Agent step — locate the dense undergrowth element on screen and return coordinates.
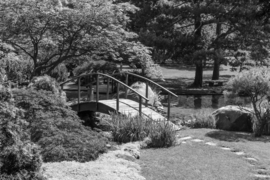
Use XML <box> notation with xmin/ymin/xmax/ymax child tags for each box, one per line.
<box><xmin>0</xmin><ymin>76</ymin><xmax>109</xmax><ymax>179</ymax></box>
<box><xmin>0</xmin><ymin>85</ymin><xmax>46</xmax><ymax>180</ymax></box>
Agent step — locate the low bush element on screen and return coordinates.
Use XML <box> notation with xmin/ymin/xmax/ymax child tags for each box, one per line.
<box><xmin>13</xmin><ymin>89</ymin><xmax>108</xmax><ymax>162</ymax></box>
<box><xmin>0</xmin><ymin>86</ymin><xmax>45</xmax><ymax>180</ymax></box>
<box><xmin>27</xmin><ymin>75</ymin><xmax>66</xmax><ymax>102</ymax></box>
<box><xmin>107</xmin><ymin>113</ymin><xmax>176</xmax><ymax>148</ymax></box>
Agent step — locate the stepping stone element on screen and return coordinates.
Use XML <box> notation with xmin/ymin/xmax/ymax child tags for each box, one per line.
<box><xmin>246</xmin><ymin>157</ymin><xmax>258</xmax><ymax>162</ymax></box>
<box><xmin>191</xmin><ymin>139</ymin><xmax>204</xmax><ymax>142</ymax></box>
<box><xmin>179</xmin><ymin>136</ymin><xmax>192</xmax><ymax>141</ymax></box>
<box><xmin>253</xmin><ymin>174</ymin><xmax>270</xmax><ymax>179</ymax></box>
<box><xmin>235</xmin><ymin>151</ymin><xmax>245</xmax><ymax>156</ymax></box>
<box><xmin>220</xmin><ymin>147</ymin><xmax>231</xmax><ymax>151</ymax></box>
<box><xmin>205</xmin><ymin>142</ymin><xmax>217</xmax><ymax>146</ymax></box>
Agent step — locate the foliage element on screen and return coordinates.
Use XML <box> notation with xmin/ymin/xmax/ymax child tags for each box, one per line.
<box><xmin>0</xmin><ymin>85</ymin><xmax>12</xmax><ymax>102</ymax></box>
<box><xmin>227</xmin><ymin>67</ymin><xmax>270</xmax><ymax>136</ymax></box>
<box><xmin>74</xmin><ymin>61</ymin><xmax>120</xmax><ymax>76</ymax></box>
<box><xmin>147</xmin><ymin>121</ymin><xmax>176</xmax><ymax>148</ymax></box>
<box><xmin>50</xmin><ymin>63</ymin><xmax>69</xmax><ymax>82</ymax></box>
<box><xmin>27</xmin><ymin>75</ymin><xmax>66</xmax><ymax>102</ymax></box>
<box><xmin>180</xmin><ymin>109</ymin><xmax>216</xmax><ymax>129</ymax></box>
<box><xmin>119</xmin><ymin>0</ymin><xmax>270</xmax><ymax>86</ymax></box>
<box><xmin>107</xmin><ymin>113</ymin><xmax>176</xmax><ymax>147</ymax></box>
<box><xmin>108</xmin><ymin>113</ymin><xmax>150</xmax><ymax>143</ymax></box>
<box><xmin>12</xmin><ymin>89</ymin><xmax>108</xmax><ymax>162</ymax></box>
<box><xmin>0</xmin><ymin>86</ymin><xmax>45</xmax><ymax>180</ymax></box>
<box><xmin>0</xmin><ymin>0</ymin><xmax>155</xmax><ymax>78</ymax></box>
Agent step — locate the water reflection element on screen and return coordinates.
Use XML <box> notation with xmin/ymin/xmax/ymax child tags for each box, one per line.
<box><xmin>161</xmin><ymin>94</ymin><xmax>251</xmax><ymax>109</ymax></box>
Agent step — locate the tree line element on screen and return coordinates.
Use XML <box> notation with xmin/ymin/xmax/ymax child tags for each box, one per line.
<box><xmin>0</xmin><ymin>0</ymin><xmax>270</xmax><ymax>87</ymax></box>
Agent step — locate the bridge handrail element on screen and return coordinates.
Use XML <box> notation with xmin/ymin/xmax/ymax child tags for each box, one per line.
<box><xmin>60</xmin><ymin>72</ymin><xmax>149</xmax><ymax>116</ymax></box>
<box><xmin>116</xmin><ymin>71</ymin><xmax>178</xmax><ymax>120</ymax></box>
<box><xmin>60</xmin><ymin>73</ymin><xmax>149</xmax><ymax>101</ymax></box>
<box><xmin>124</xmin><ymin>72</ymin><xmax>178</xmax><ymax>98</ymax></box>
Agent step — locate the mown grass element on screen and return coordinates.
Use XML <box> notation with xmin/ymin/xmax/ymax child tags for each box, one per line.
<box><xmin>140</xmin><ymin>128</ymin><xmax>270</xmax><ymax>180</ymax></box>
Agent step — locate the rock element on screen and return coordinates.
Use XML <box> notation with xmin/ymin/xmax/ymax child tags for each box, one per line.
<box><xmin>212</xmin><ymin>105</ymin><xmax>253</xmax><ymax>132</ymax></box>
<box><xmin>121</xmin><ymin>142</ymin><xmax>140</xmax><ymax>159</ymax></box>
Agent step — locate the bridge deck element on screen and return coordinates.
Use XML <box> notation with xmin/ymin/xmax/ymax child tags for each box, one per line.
<box><xmin>100</xmin><ymin>99</ymin><xmax>165</xmax><ymax>120</ymax></box>
<box><xmin>70</xmin><ymin>99</ymin><xmax>166</xmax><ymax>121</ymax></box>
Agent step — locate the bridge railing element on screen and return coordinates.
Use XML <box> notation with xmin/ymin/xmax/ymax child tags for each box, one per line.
<box><xmin>60</xmin><ymin>73</ymin><xmax>149</xmax><ymax>116</ymax></box>
<box><xmin>120</xmin><ymin>72</ymin><xmax>178</xmax><ymax>120</ymax></box>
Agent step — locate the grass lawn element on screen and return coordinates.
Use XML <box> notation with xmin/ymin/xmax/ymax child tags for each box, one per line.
<box><xmin>140</xmin><ymin>129</ymin><xmax>270</xmax><ymax>180</ymax></box>
<box><xmin>160</xmin><ymin>65</ymin><xmax>238</xmax><ymax>79</ymax></box>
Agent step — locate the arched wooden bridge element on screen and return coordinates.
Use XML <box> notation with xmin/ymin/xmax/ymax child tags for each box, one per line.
<box><xmin>60</xmin><ymin>72</ymin><xmax>178</xmax><ymax>121</ymax></box>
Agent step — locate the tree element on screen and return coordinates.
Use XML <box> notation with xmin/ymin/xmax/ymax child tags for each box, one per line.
<box><xmin>0</xmin><ymin>0</ymin><xmax>158</xmax><ymax>79</ymax></box>
<box><xmin>119</xmin><ymin>0</ymin><xmax>270</xmax><ymax>87</ymax></box>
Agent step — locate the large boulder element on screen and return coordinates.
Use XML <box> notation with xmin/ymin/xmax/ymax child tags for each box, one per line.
<box><xmin>212</xmin><ymin>105</ymin><xmax>253</xmax><ymax>132</ymax></box>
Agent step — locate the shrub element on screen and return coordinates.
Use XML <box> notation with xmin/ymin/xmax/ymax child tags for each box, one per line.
<box><xmin>147</xmin><ymin>121</ymin><xmax>176</xmax><ymax>148</ymax></box>
<box><xmin>227</xmin><ymin>67</ymin><xmax>270</xmax><ymax>137</ymax></box>
<box><xmin>0</xmin><ymin>86</ymin><xmax>45</xmax><ymax>180</ymax></box>
<box><xmin>107</xmin><ymin>113</ymin><xmax>176</xmax><ymax>147</ymax></box>
<box><xmin>27</xmin><ymin>75</ymin><xmax>66</xmax><ymax>102</ymax></box>
<box><xmin>50</xmin><ymin>63</ymin><xmax>69</xmax><ymax>82</ymax></box>
<box><xmin>13</xmin><ymin>89</ymin><xmax>108</xmax><ymax>162</ymax></box>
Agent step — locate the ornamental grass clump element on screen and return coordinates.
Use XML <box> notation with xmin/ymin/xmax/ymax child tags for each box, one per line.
<box><xmin>0</xmin><ymin>85</ymin><xmax>46</xmax><ymax>180</ymax></box>
<box><xmin>147</xmin><ymin>120</ymin><xmax>177</xmax><ymax>148</ymax></box>
<box><xmin>108</xmin><ymin>113</ymin><xmax>151</xmax><ymax>143</ymax></box>
<box><xmin>108</xmin><ymin>113</ymin><xmax>176</xmax><ymax>148</ymax></box>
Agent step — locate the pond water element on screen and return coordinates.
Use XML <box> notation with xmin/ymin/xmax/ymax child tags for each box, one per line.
<box><xmin>161</xmin><ymin>94</ymin><xmax>251</xmax><ymax>109</ymax></box>
<box><xmin>65</xmin><ymin>90</ymin><xmax>251</xmax><ymax>110</ymax></box>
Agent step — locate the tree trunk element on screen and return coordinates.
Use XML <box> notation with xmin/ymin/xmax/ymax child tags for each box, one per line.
<box><xmin>192</xmin><ymin>60</ymin><xmax>203</xmax><ymax>87</ymax></box>
<box><xmin>191</xmin><ymin>5</ymin><xmax>203</xmax><ymax>88</ymax></box>
<box><xmin>212</xmin><ymin>57</ymin><xmax>220</xmax><ymax>80</ymax></box>
<box><xmin>212</xmin><ymin>21</ymin><xmax>222</xmax><ymax>80</ymax></box>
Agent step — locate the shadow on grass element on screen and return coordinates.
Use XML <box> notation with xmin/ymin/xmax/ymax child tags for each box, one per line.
<box><xmin>206</xmin><ymin>130</ymin><xmax>270</xmax><ymax>143</ymax></box>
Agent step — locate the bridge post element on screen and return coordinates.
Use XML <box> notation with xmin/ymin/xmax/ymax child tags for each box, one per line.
<box><xmin>96</xmin><ymin>74</ymin><xmax>99</xmax><ymax>111</ymax></box>
<box><xmin>167</xmin><ymin>94</ymin><xmax>171</xmax><ymax>120</ymax></box>
<box><xmin>106</xmin><ymin>77</ymin><xmax>110</xmax><ymax>99</ymax></box>
<box><xmin>117</xmin><ymin>83</ymin><xmax>119</xmax><ymax>112</ymax></box>
<box><xmin>78</xmin><ymin>77</ymin><xmax>81</xmax><ymax>112</ymax></box>
<box><xmin>125</xmin><ymin>74</ymin><xmax>128</xmax><ymax>98</ymax></box>
<box><xmin>139</xmin><ymin>96</ymin><xmax>142</xmax><ymax>117</ymax></box>
<box><xmin>145</xmin><ymin>82</ymin><xmax>149</xmax><ymax>107</ymax></box>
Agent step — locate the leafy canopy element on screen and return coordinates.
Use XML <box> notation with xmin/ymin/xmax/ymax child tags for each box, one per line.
<box><xmin>0</xmin><ymin>0</ymin><xmax>157</xmax><ymax>78</ymax></box>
